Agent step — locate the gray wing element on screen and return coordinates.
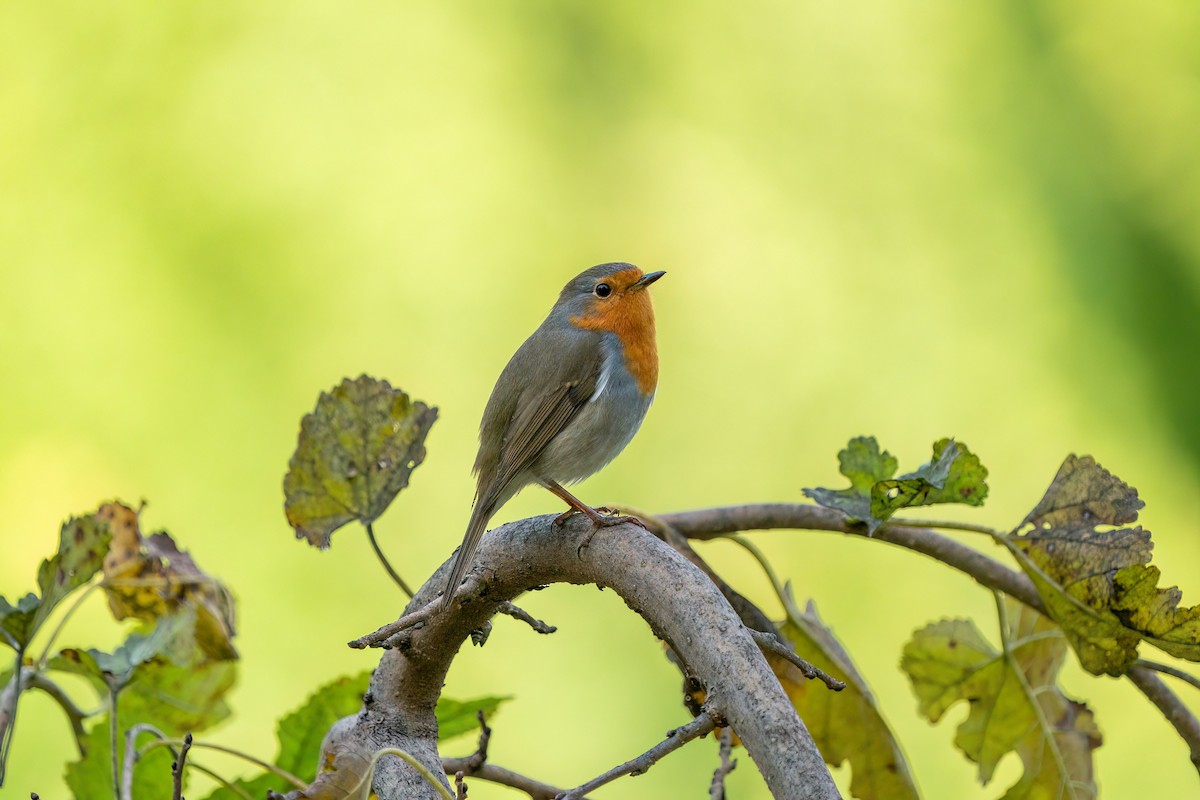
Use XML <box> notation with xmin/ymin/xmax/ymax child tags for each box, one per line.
<box><xmin>474</xmin><ymin>327</ymin><xmax>602</xmax><ymax>508</ymax></box>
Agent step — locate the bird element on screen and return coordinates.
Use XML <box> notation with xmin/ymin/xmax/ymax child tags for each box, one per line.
<box><xmin>441</xmin><ymin>262</ymin><xmax>665</xmax><ymax>607</ymax></box>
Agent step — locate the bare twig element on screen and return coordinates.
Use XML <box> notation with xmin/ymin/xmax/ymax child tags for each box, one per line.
<box><xmin>557</xmin><ymin>709</ymin><xmax>719</xmax><ymax>799</ymax></box>
<box><xmin>469</xmin><ymin>712</ymin><xmax>490</xmax><ymax>769</ymax></box>
<box><xmin>454</xmin><ymin>771</ymin><xmax>467</xmax><ymax>799</ymax></box>
<box><xmin>709</xmin><ymin>728</ymin><xmax>737</xmax><ymax>800</ymax></box>
<box><xmin>367</xmin><ymin>522</ymin><xmax>415</xmax><ymax>598</ymax></box>
<box><xmin>747</xmin><ymin>629</ymin><xmax>845</xmax><ymax>691</ymax></box>
<box><xmin>497</xmin><ymin>602</ymin><xmax>557</xmax><ymax>634</ymax></box>
<box><xmin>123</xmin><ymin>723</ymin><xmax>171</xmax><ymax>800</ymax></box>
<box><xmin>441</xmin><ymin>713</ymin><xmax>572</xmax><ymax>798</ymax></box>
<box><xmin>440</xmin><ymin>763</ymin><xmax>570</xmax><ymax>799</ymax></box>
<box><xmin>349</xmin><ymin>600</ymin><xmax>436</xmax><ymax>649</ymax></box>
<box><xmin>172</xmin><ymin>733</ymin><xmax>192</xmax><ymax>800</ymax></box>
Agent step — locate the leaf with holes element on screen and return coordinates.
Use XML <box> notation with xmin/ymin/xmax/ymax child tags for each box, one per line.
<box><xmin>779</xmin><ymin>598</ymin><xmax>918</xmax><ymax>800</ymax></box>
<box><xmin>1001</xmin><ymin>455</ymin><xmax>1198</xmax><ymax>674</ymax></box>
<box><xmin>870</xmin><ymin>439</ymin><xmax>988</xmax><ymax>521</ymax></box>
<box><xmin>284</xmin><ymin>375</ymin><xmax>438</xmax><ymax>548</ymax></box>
<box><xmin>803</xmin><ymin>437</ymin><xmax>898</xmax><ymax>530</ymax></box>
<box><xmin>901</xmin><ymin>602</ymin><xmax>1101</xmax><ymax>798</ymax></box>
<box><xmin>805</xmin><ymin>437</ymin><xmax>987</xmax><ymax>534</ymax></box>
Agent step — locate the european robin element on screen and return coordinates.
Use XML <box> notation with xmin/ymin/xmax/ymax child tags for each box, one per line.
<box><xmin>442</xmin><ymin>262</ymin><xmax>665</xmax><ymax>606</ymax></box>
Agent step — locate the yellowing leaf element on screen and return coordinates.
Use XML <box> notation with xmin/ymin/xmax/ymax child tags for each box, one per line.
<box><xmin>284</xmin><ymin>375</ymin><xmax>437</xmax><ymax>548</ymax></box>
<box><xmin>779</xmin><ymin>600</ymin><xmax>918</xmax><ymax>800</ymax></box>
<box><xmin>1003</xmin><ymin>455</ymin><xmax>1199</xmax><ymax>675</ymax></box>
<box><xmin>901</xmin><ymin>602</ymin><xmax>1101</xmax><ymax>798</ymax></box>
<box><xmin>99</xmin><ymin>501</ymin><xmax>237</xmax><ymax>662</ymax></box>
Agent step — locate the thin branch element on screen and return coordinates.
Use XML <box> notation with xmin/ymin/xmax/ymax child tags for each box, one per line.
<box><xmin>438</xmin><ymin>763</ymin><xmax>570</xmax><ymax>799</ymax></box>
<box><xmin>1127</xmin><ymin>666</ymin><xmax>1200</xmax><ymax>770</ymax></box>
<box><xmin>34</xmin><ymin>580</ymin><xmax>102</xmax><ymax>670</ymax></box>
<box><xmin>557</xmin><ymin>709</ymin><xmax>719</xmax><ymax>799</ymax></box>
<box><xmin>454</xmin><ymin>771</ymin><xmax>467</xmax><ymax>799</ymax></box>
<box><xmin>109</xmin><ymin>689</ymin><xmax>120</xmax><ymax>800</ymax></box>
<box><xmin>1134</xmin><ymin>659</ymin><xmax>1200</xmax><ymax>693</ymax></box>
<box><xmin>25</xmin><ymin>673</ymin><xmax>88</xmax><ymax>752</ymax></box>
<box><xmin>747</xmin><ymin>629</ymin><xmax>844</xmax><ymax>691</ymax></box>
<box><xmin>366</xmin><ymin>522</ymin><xmax>415</xmax><ymax>598</ymax></box>
<box><xmin>468</xmin><ymin>712</ymin><xmax>490</xmax><ymax>770</ymax></box>
<box><xmin>440</xmin><ymin>712</ymin><xmax>574</xmax><ymax>799</ymax></box>
<box><xmin>123</xmin><ymin>723</ymin><xmax>171</xmax><ymax>800</ymax></box>
<box><xmin>709</xmin><ymin>728</ymin><xmax>736</xmax><ymax>800</ymax></box>
<box><xmin>497</xmin><ymin>602</ymin><xmax>557</xmax><ymax>634</ymax></box>
<box><xmin>349</xmin><ymin>600</ymin><xmax>436</xmax><ymax>649</ymax></box>
<box><xmin>172</xmin><ymin>733</ymin><xmax>192</xmax><ymax>800</ymax></box>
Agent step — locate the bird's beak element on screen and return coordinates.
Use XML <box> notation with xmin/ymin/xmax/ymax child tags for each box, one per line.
<box><xmin>631</xmin><ymin>270</ymin><xmax>666</xmax><ymax>291</ymax></box>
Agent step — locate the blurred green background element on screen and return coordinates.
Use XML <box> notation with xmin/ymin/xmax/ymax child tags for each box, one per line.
<box><xmin>2</xmin><ymin>1</ymin><xmax>1199</xmax><ymax>797</ymax></box>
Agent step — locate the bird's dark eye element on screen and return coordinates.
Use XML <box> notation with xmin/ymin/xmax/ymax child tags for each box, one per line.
<box><xmin>594</xmin><ymin>283</ymin><xmax>612</xmax><ymax>298</ymax></box>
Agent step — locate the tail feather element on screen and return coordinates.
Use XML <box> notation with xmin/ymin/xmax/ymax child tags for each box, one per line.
<box><xmin>441</xmin><ymin>501</ymin><xmax>494</xmax><ymax>607</ymax></box>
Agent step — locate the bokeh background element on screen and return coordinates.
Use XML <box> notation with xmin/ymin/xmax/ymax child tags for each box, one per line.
<box><xmin>2</xmin><ymin>1</ymin><xmax>1199</xmax><ymax>797</ymax></box>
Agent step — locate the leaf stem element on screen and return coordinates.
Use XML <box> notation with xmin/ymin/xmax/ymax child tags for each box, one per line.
<box><xmin>365</xmin><ymin>523</ymin><xmax>414</xmax><ymax>598</ymax></box>
<box><xmin>362</xmin><ymin>748</ymin><xmax>454</xmax><ymax>800</ymax></box>
<box><xmin>35</xmin><ymin>579</ymin><xmax>102</xmax><ymax>670</ymax></box>
<box><xmin>992</xmin><ymin>592</ymin><xmax>1075</xmax><ymax>790</ymax></box>
<box><xmin>722</xmin><ymin>535</ymin><xmax>796</xmax><ymax>619</ymax></box>
<box><xmin>1134</xmin><ymin>659</ymin><xmax>1200</xmax><ymax>693</ymax></box>
<box><xmin>109</xmin><ymin>689</ymin><xmax>120</xmax><ymax>800</ymax></box>
<box><xmin>140</xmin><ymin>739</ymin><xmax>306</xmax><ymax>790</ymax></box>
<box><xmin>888</xmin><ymin>518</ymin><xmax>1003</xmax><ymax>537</ymax></box>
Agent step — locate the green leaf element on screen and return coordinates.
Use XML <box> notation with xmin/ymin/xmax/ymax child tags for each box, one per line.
<box><xmin>802</xmin><ymin>437</ymin><xmax>898</xmax><ymax>528</ymax></box>
<box><xmin>65</xmin><ymin>716</ymin><xmax>176</xmax><ymax>800</ymax></box>
<box><xmin>1002</xmin><ymin>454</ymin><xmax>1198</xmax><ymax>674</ymax></box>
<box><xmin>804</xmin><ymin>437</ymin><xmax>987</xmax><ymax>534</ymax></box>
<box><xmin>0</xmin><ymin>513</ymin><xmax>113</xmax><ymax>653</ymax></box>
<box><xmin>120</xmin><ymin>660</ymin><xmax>237</xmax><ymax>734</ymax></box>
<box><xmin>277</xmin><ymin>671</ymin><xmax>371</xmax><ymax>778</ymax></box>
<box><xmin>284</xmin><ymin>375</ymin><xmax>438</xmax><ymax>548</ymax></box>
<box><xmin>436</xmin><ymin>695</ymin><xmax>510</xmax><ymax>741</ymax></box>
<box><xmin>0</xmin><ymin>594</ymin><xmax>40</xmax><ymax>652</ymax></box>
<box><xmin>901</xmin><ymin>602</ymin><xmax>1101</xmax><ymax>797</ymax></box>
<box><xmin>49</xmin><ymin>612</ymin><xmax>195</xmax><ymax>692</ymax></box>
<box><xmin>779</xmin><ymin>598</ymin><xmax>918</xmax><ymax>800</ymax></box>
<box><xmin>36</xmin><ymin>514</ymin><xmax>113</xmax><ymax>631</ymax></box>
<box><xmin>871</xmin><ymin>439</ymin><xmax>989</xmax><ymax>520</ymax></box>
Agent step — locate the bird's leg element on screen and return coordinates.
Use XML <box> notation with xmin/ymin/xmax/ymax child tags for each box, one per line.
<box><xmin>542</xmin><ymin>480</ymin><xmax>647</xmax><ymax>555</ymax></box>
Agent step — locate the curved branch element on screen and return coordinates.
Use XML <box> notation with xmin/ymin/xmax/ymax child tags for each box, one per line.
<box><xmin>660</xmin><ymin>502</ymin><xmax>1200</xmax><ymax>774</ymax></box>
<box><xmin>325</xmin><ymin>513</ymin><xmax>840</xmax><ymax>800</ymax></box>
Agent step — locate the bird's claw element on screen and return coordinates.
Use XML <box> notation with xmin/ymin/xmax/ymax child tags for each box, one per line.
<box><xmin>575</xmin><ymin>512</ymin><xmax>646</xmax><ymax>558</ymax></box>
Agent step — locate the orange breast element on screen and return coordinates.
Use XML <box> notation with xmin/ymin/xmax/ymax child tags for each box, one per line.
<box><xmin>570</xmin><ymin>268</ymin><xmax>659</xmax><ymax>395</ymax></box>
